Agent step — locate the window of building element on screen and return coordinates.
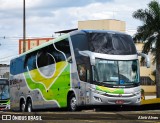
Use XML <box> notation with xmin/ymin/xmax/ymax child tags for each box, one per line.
<box><xmin>140</xmin><ymin>76</ymin><xmax>155</xmax><ymax>85</ymax></box>
<box><xmin>140</xmin><ymin>61</ymin><xmax>146</xmax><ymax>66</ymax></box>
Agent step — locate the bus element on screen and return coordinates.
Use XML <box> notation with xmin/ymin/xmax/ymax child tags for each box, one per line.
<box><xmin>0</xmin><ymin>78</ymin><xmax>10</xmax><ymax>110</ymax></box>
<box><xmin>10</xmin><ymin>30</ymin><xmax>150</xmax><ymax>112</ymax></box>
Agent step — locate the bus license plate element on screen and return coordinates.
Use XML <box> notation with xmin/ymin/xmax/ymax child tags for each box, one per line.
<box><xmin>115</xmin><ymin>100</ymin><xmax>124</xmax><ymax>104</ymax></box>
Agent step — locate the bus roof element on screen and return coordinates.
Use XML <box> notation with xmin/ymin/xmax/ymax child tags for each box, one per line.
<box><xmin>11</xmin><ymin>30</ymin><xmax>129</xmax><ymax>61</ymax></box>
<box><xmin>12</xmin><ymin>33</ymin><xmax>69</xmax><ymax>60</ymax></box>
<box><xmin>0</xmin><ymin>78</ymin><xmax>8</xmax><ymax>80</ymax></box>
<box><xmin>70</xmin><ymin>29</ymin><xmax>128</xmax><ymax>36</ymax></box>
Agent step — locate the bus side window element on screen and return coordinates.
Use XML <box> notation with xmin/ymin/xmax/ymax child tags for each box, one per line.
<box><xmin>54</xmin><ymin>38</ymin><xmax>72</xmax><ymax>62</ymax></box>
<box><xmin>11</xmin><ymin>61</ymin><xmax>16</xmax><ymax>75</ymax></box>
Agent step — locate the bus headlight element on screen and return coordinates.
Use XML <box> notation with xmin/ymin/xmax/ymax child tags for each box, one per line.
<box><xmin>94</xmin><ymin>96</ymin><xmax>102</xmax><ymax>102</ymax></box>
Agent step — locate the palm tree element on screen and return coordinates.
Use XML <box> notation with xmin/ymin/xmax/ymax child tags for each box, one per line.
<box><xmin>132</xmin><ymin>0</ymin><xmax>160</xmax><ymax>97</ymax></box>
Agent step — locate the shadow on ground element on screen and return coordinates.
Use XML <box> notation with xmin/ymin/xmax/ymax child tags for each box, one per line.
<box><xmin>93</xmin><ymin>104</ymin><xmax>160</xmax><ymax>112</ymax></box>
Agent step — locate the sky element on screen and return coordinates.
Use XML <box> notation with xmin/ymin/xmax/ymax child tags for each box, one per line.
<box><xmin>0</xmin><ymin>0</ymin><xmax>154</xmax><ymax>64</ymax></box>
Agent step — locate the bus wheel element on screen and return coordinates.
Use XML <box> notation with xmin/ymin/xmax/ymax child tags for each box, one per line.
<box><xmin>26</xmin><ymin>99</ymin><xmax>32</xmax><ymax>112</ymax></box>
<box><xmin>68</xmin><ymin>93</ymin><xmax>78</xmax><ymax>111</ymax></box>
<box><xmin>20</xmin><ymin>101</ymin><xmax>26</xmax><ymax>112</ymax></box>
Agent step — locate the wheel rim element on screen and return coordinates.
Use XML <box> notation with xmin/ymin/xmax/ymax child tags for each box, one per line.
<box><xmin>70</xmin><ymin>97</ymin><xmax>76</xmax><ymax>111</ymax></box>
<box><xmin>21</xmin><ymin>103</ymin><xmax>25</xmax><ymax>112</ymax></box>
<box><xmin>27</xmin><ymin>103</ymin><xmax>32</xmax><ymax>112</ymax></box>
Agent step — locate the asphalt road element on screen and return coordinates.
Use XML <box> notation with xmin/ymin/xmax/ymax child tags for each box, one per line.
<box><xmin>0</xmin><ymin>108</ymin><xmax>160</xmax><ymax>123</ymax></box>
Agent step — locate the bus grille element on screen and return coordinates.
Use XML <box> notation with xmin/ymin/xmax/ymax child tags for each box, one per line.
<box><xmin>0</xmin><ymin>100</ymin><xmax>8</xmax><ymax>103</ymax></box>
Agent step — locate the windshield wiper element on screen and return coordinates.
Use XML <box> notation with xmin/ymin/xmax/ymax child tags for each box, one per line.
<box><xmin>101</xmin><ymin>81</ymin><xmax>117</xmax><ymax>82</ymax></box>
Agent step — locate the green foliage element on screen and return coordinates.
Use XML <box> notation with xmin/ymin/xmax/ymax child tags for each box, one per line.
<box><xmin>133</xmin><ymin>0</ymin><xmax>160</xmax><ymax>97</ymax></box>
<box><xmin>141</xmin><ymin>88</ymin><xmax>144</xmax><ymax>94</ymax></box>
<box><xmin>133</xmin><ymin>0</ymin><xmax>160</xmax><ymax>62</ymax></box>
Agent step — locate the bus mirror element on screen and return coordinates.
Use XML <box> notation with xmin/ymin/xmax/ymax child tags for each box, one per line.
<box><xmin>138</xmin><ymin>53</ymin><xmax>150</xmax><ymax>68</ymax></box>
<box><xmin>90</xmin><ymin>54</ymin><xmax>95</xmax><ymax>66</ymax></box>
<box><xmin>78</xmin><ymin>51</ymin><xmax>95</xmax><ymax>66</ymax></box>
<box><xmin>67</xmin><ymin>56</ymin><xmax>72</xmax><ymax>63</ymax></box>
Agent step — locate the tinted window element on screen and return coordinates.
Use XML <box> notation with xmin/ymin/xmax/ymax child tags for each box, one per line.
<box><xmin>10</xmin><ymin>56</ymin><xmax>25</xmax><ymax>75</ymax></box>
<box><xmin>54</xmin><ymin>38</ymin><xmax>71</xmax><ymax>61</ymax></box>
<box><xmin>0</xmin><ymin>79</ymin><xmax>9</xmax><ymax>85</ymax></box>
<box><xmin>89</xmin><ymin>33</ymin><xmax>137</xmax><ymax>55</ymax></box>
<box><xmin>24</xmin><ymin>52</ymin><xmax>36</xmax><ymax>70</ymax></box>
<box><xmin>37</xmin><ymin>51</ymin><xmax>55</xmax><ymax>68</ymax></box>
<box><xmin>11</xmin><ymin>38</ymin><xmax>71</xmax><ymax>75</ymax></box>
<box><xmin>71</xmin><ymin>34</ymin><xmax>88</xmax><ymax>57</ymax></box>
<box><xmin>89</xmin><ymin>33</ymin><xmax>113</xmax><ymax>53</ymax></box>
<box><xmin>26</xmin><ymin>39</ymin><xmax>71</xmax><ymax>69</ymax></box>
<box><xmin>71</xmin><ymin>34</ymin><xmax>91</xmax><ymax>82</ymax></box>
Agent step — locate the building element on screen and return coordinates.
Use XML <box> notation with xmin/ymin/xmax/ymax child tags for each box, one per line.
<box><xmin>19</xmin><ymin>38</ymin><xmax>54</xmax><ymax>54</ymax></box>
<box><xmin>0</xmin><ymin>64</ymin><xmax>9</xmax><ymax>79</ymax></box>
<box><xmin>135</xmin><ymin>42</ymin><xmax>156</xmax><ymax>98</ymax></box>
<box><xmin>78</xmin><ymin>19</ymin><xmax>126</xmax><ymax>32</ymax></box>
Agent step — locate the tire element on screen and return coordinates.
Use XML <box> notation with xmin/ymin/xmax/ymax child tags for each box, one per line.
<box><xmin>68</xmin><ymin>93</ymin><xmax>78</xmax><ymax>111</ymax></box>
<box><xmin>20</xmin><ymin>101</ymin><xmax>26</xmax><ymax>112</ymax></box>
<box><xmin>94</xmin><ymin>108</ymin><xmax>101</xmax><ymax>112</ymax></box>
<box><xmin>26</xmin><ymin>99</ymin><xmax>32</xmax><ymax>112</ymax></box>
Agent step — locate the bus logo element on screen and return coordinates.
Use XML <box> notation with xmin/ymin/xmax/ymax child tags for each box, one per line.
<box><xmin>2</xmin><ymin>115</ymin><xmax>11</xmax><ymax>120</ymax></box>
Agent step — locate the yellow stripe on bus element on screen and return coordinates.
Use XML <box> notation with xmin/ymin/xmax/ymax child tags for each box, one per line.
<box><xmin>29</xmin><ymin>61</ymin><xmax>67</xmax><ymax>89</ymax></box>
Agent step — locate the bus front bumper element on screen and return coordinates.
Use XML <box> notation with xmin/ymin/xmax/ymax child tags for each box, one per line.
<box><xmin>91</xmin><ymin>92</ymin><xmax>141</xmax><ymax>106</ymax></box>
<box><xmin>0</xmin><ymin>104</ymin><xmax>10</xmax><ymax>110</ymax></box>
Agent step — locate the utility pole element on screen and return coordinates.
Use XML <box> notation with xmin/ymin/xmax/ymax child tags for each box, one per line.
<box><xmin>23</xmin><ymin>0</ymin><xmax>26</xmax><ymax>53</ymax></box>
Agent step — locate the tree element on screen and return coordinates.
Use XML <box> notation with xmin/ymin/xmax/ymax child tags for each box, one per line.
<box><xmin>132</xmin><ymin>0</ymin><xmax>160</xmax><ymax>97</ymax></box>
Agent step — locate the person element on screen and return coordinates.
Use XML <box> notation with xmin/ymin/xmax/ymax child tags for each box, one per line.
<box><xmin>131</xmin><ymin>61</ymin><xmax>138</xmax><ymax>81</ymax></box>
<box><xmin>78</xmin><ymin>65</ymin><xmax>86</xmax><ymax>81</ymax></box>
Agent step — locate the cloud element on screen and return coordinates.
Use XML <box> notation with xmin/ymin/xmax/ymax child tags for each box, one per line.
<box><xmin>0</xmin><ymin>0</ymin><xmax>113</xmax><ymax>11</ymax></box>
<box><xmin>0</xmin><ymin>0</ymin><xmax>154</xmax><ymax>63</ymax></box>
<box><xmin>0</xmin><ymin>0</ymin><xmax>41</xmax><ymax>10</ymax></box>
<box><xmin>0</xmin><ymin>0</ymin><xmax>152</xmax><ymax>37</ymax></box>
<box><xmin>31</xmin><ymin>0</ymin><xmax>113</xmax><ymax>9</ymax></box>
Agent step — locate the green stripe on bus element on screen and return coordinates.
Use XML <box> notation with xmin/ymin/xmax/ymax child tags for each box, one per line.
<box><xmin>96</xmin><ymin>86</ymin><xmax>124</xmax><ymax>94</ymax></box>
<box><xmin>24</xmin><ymin>64</ymin><xmax>71</xmax><ymax>107</ymax></box>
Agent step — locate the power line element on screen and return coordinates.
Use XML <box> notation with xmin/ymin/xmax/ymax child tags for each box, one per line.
<box><xmin>0</xmin><ymin>35</ymin><xmax>54</xmax><ymax>40</ymax></box>
<box><xmin>0</xmin><ymin>68</ymin><xmax>10</xmax><ymax>70</ymax></box>
<box><xmin>0</xmin><ymin>59</ymin><xmax>16</xmax><ymax>63</ymax></box>
<box><xmin>0</xmin><ymin>44</ymin><xmax>18</xmax><ymax>47</ymax></box>
<box><xmin>0</xmin><ymin>58</ymin><xmax>17</xmax><ymax>63</ymax></box>
<box><xmin>0</xmin><ymin>36</ymin><xmax>22</xmax><ymax>39</ymax></box>
<box><xmin>0</xmin><ymin>54</ymin><xmax>18</xmax><ymax>60</ymax></box>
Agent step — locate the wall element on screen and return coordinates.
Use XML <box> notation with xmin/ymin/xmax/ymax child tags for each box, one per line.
<box><xmin>135</xmin><ymin>43</ymin><xmax>155</xmax><ymax>81</ymax></box>
<box><xmin>78</xmin><ymin>19</ymin><xmax>126</xmax><ymax>32</ymax></box>
<box><xmin>135</xmin><ymin>43</ymin><xmax>156</xmax><ymax>94</ymax></box>
<box><xmin>19</xmin><ymin>38</ymin><xmax>54</xmax><ymax>54</ymax></box>
<box><xmin>0</xmin><ymin>64</ymin><xmax>9</xmax><ymax>79</ymax></box>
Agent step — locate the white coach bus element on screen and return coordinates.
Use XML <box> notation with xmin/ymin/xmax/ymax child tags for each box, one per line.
<box><xmin>10</xmin><ymin>30</ymin><xmax>150</xmax><ymax>112</ymax></box>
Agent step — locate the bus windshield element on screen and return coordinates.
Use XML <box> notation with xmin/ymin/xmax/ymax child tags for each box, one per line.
<box><xmin>0</xmin><ymin>79</ymin><xmax>9</xmax><ymax>100</ymax></box>
<box><xmin>0</xmin><ymin>85</ymin><xmax>9</xmax><ymax>100</ymax></box>
<box><xmin>93</xmin><ymin>59</ymin><xmax>139</xmax><ymax>85</ymax></box>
